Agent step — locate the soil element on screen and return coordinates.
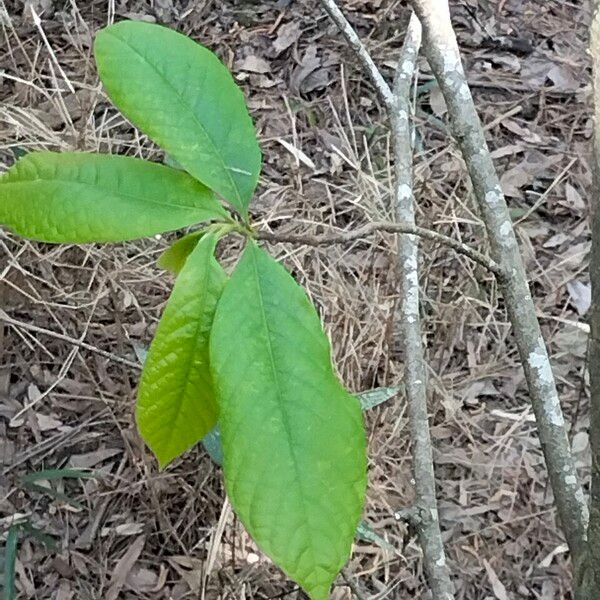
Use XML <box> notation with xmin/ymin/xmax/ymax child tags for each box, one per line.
<box><xmin>0</xmin><ymin>0</ymin><xmax>593</xmax><ymax>598</ymax></box>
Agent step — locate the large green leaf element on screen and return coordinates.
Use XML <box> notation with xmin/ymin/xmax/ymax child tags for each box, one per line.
<box><xmin>210</xmin><ymin>241</ymin><xmax>367</xmax><ymax>600</ymax></box>
<box><xmin>3</xmin><ymin>525</ymin><xmax>18</xmax><ymax>600</ymax></box>
<box><xmin>201</xmin><ymin>387</ymin><xmax>401</xmax><ymax>468</ymax></box>
<box><xmin>137</xmin><ymin>232</ymin><xmax>227</xmax><ymax>468</ymax></box>
<box><xmin>94</xmin><ymin>21</ymin><xmax>261</xmax><ymax>216</ymax></box>
<box><xmin>0</xmin><ymin>152</ymin><xmax>227</xmax><ymax>243</ymax></box>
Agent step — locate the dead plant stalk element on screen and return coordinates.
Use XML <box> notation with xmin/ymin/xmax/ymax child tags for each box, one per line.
<box><xmin>409</xmin><ymin>0</ymin><xmax>588</xmax><ymax>562</ymax></box>
<box><xmin>257</xmin><ymin>221</ymin><xmax>501</xmax><ymax>276</ymax></box>
<box><xmin>391</xmin><ymin>13</ymin><xmax>454</xmax><ymax>600</ymax></box>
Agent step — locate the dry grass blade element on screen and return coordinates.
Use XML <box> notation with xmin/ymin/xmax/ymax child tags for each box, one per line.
<box><xmin>391</xmin><ymin>12</ymin><xmax>454</xmax><ymax>600</ymax></box>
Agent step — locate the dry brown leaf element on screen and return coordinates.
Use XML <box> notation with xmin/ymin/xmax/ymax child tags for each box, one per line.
<box><xmin>290</xmin><ymin>45</ymin><xmax>329</xmax><ymax>94</ymax></box>
<box><xmin>106</xmin><ymin>535</ymin><xmax>146</xmax><ymax>600</ymax></box>
<box><xmin>501</xmin><ymin>119</ymin><xmax>543</xmax><ymax>144</ymax></box>
<box><xmin>541</xmin><ymin>579</ymin><xmax>557</xmax><ymax>600</ymax></box>
<box><xmin>69</xmin><ymin>448</ymin><xmax>122</xmax><ymax>468</ymax></box>
<box><xmin>55</xmin><ymin>581</ymin><xmax>73</xmax><ymax>600</ymax></box>
<box><xmin>101</xmin><ymin>522</ymin><xmax>145</xmax><ymax>537</ymax></box>
<box><xmin>483</xmin><ymin>558</ymin><xmax>509</xmax><ymax>600</ymax></box>
<box><xmin>236</xmin><ymin>55</ymin><xmax>271</xmax><ymax>74</ymax></box>
<box><xmin>168</xmin><ymin>556</ymin><xmax>203</xmax><ymax>593</ymax></box>
<box><xmin>566</xmin><ymin>279</ymin><xmax>591</xmax><ymax>315</ymax></box>
<box><xmin>331</xmin><ymin>586</ymin><xmax>352</xmax><ymax>599</ymax></box>
<box><xmin>22</xmin><ymin>0</ymin><xmax>54</xmax><ymax>21</ymax></box>
<box><xmin>538</xmin><ymin>543</ymin><xmax>568</xmax><ymax>568</ymax></box>
<box><xmin>273</xmin><ymin>21</ymin><xmax>302</xmax><ymax>55</ymax></box>
<box><xmin>572</xmin><ymin>431</ymin><xmax>589</xmax><ymax>454</ymax></box>
<box><xmin>429</xmin><ymin>87</ymin><xmax>447</xmax><ymax>116</ymax></box>
<box><xmin>490</xmin><ymin>143</ymin><xmax>525</xmax><ymax>159</ymax></box>
<box><xmin>543</xmin><ymin>232</ymin><xmax>570</xmax><ymax>248</ymax></box>
<box><xmin>564</xmin><ymin>182</ymin><xmax>586</xmax><ymax>210</ymax></box>
<box><xmin>15</xmin><ymin>558</ymin><xmax>35</xmax><ymax>597</ymax></box>
<box><xmin>125</xmin><ymin>566</ymin><xmax>159</xmax><ymax>593</ymax></box>
<box><xmin>0</xmin><ymin>438</ymin><xmax>15</xmax><ymax>465</ymax></box>
<box><xmin>500</xmin><ymin>164</ymin><xmax>533</xmax><ymax>197</ymax></box>
<box><xmin>547</xmin><ymin>64</ymin><xmax>580</xmax><ymax>91</ymax></box>
<box><xmin>277</xmin><ymin>138</ymin><xmax>316</xmax><ymax>170</ymax></box>
<box><xmin>35</xmin><ymin>413</ymin><xmax>63</xmax><ymax>431</ymax></box>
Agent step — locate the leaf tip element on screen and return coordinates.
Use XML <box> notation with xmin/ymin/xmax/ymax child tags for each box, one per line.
<box><xmin>156</xmin><ymin>456</ymin><xmax>171</xmax><ymax>471</ymax></box>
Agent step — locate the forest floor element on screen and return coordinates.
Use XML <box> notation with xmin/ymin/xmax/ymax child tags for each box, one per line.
<box><xmin>0</xmin><ymin>0</ymin><xmax>594</xmax><ymax>598</ymax></box>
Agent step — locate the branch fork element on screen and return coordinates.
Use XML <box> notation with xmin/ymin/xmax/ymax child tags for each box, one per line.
<box><xmin>321</xmin><ymin>0</ymin><xmax>590</xmax><ymax>596</ymax></box>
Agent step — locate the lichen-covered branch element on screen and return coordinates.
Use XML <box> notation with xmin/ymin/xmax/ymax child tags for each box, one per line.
<box><xmin>257</xmin><ymin>221</ymin><xmax>501</xmax><ymax>275</ymax></box>
<box><xmin>392</xmin><ymin>13</ymin><xmax>454</xmax><ymax>600</ymax></box>
<box><xmin>319</xmin><ymin>0</ymin><xmax>394</xmax><ymax>110</ymax></box>
<box><xmin>409</xmin><ymin>0</ymin><xmax>588</xmax><ymax>560</ymax></box>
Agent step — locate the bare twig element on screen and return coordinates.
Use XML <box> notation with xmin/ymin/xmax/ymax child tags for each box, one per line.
<box><xmin>409</xmin><ymin>0</ymin><xmax>588</xmax><ymax>560</ymax></box>
<box><xmin>391</xmin><ymin>13</ymin><xmax>454</xmax><ymax>600</ymax></box>
<box><xmin>341</xmin><ymin>567</ymin><xmax>368</xmax><ymax>600</ymax></box>
<box><xmin>319</xmin><ymin>0</ymin><xmax>394</xmax><ymax>110</ymax></box>
<box><xmin>0</xmin><ymin>309</ymin><xmax>141</xmax><ymax>370</ymax></box>
<box><xmin>580</xmin><ymin>3</ymin><xmax>600</xmax><ymax>597</ymax></box>
<box><xmin>257</xmin><ymin>221</ymin><xmax>502</xmax><ymax>276</ymax></box>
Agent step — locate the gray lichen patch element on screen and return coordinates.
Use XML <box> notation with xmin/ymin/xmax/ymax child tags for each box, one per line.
<box><xmin>527</xmin><ymin>339</ymin><xmax>564</xmax><ymax>427</ymax></box>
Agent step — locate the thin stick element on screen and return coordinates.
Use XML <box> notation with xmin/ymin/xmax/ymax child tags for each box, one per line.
<box><xmin>341</xmin><ymin>567</ymin><xmax>368</xmax><ymax>600</ymax></box>
<box><xmin>29</xmin><ymin>6</ymin><xmax>75</xmax><ymax>94</ymax></box>
<box><xmin>0</xmin><ymin>309</ymin><xmax>141</xmax><ymax>370</ymax></box>
<box><xmin>409</xmin><ymin>0</ymin><xmax>588</xmax><ymax>560</ymax></box>
<box><xmin>392</xmin><ymin>13</ymin><xmax>454</xmax><ymax>600</ymax></box>
<box><xmin>319</xmin><ymin>0</ymin><xmax>394</xmax><ymax>110</ymax></box>
<box><xmin>257</xmin><ymin>221</ymin><xmax>502</xmax><ymax>276</ymax></box>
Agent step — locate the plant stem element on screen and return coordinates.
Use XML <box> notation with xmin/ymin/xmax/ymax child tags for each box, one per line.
<box><xmin>319</xmin><ymin>0</ymin><xmax>394</xmax><ymax>110</ymax></box>
<box><xmin>392</xmin><ymin>12</ymin><xmax>454</xmax><ymax>599</ymax></box>
<box><xmin>257</xmin><ymin>221</ymin><xmax>501</xmax><ymax>276</ymax></box>
<box><xmin>409</xmin><ymin>0</ymin><xmax>588</xmax><ymax>560</ymax></box>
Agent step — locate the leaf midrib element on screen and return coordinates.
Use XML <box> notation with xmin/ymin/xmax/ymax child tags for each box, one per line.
<box><xmin>103</xmin><ymin>30</ymin><xmax>243</xmax><ymax>208</ymax></box>
<box><xmin>248</xmin><ymin>244</ymin><xmax>319</xmax><ymax>575</ymax></box>
<box><xmin>2</xmin><ymin>177</ymin><xmax>216</xmax><ymax>215</ymax></box>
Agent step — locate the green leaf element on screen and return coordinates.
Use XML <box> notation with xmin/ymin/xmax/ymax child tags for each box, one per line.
<box><xmin>21</xmin><ymin>468</ymin><xmax>94</xmax><ymax>484</ymax></box>
<box><xmin>355</xmin><ymin>521</ymin><xmax>397</xmax><ymax>554</ymax></box>
<box><xmin>20</xmin><ymin>468</ymin><xmax>93</xmax><ymax>508</ymax></box>
<box><xmin>3</xmin><ymin>526</ymin><xmax>18</xmax><ymax>600</ymax></box>
<box><xmin>201</xmin><ymin>426</ymin><xmax>224</xmax><ymax>466</ymax></box>
<box><xmin>21</xmin><ymin>482</ymin><xmax>86</xmax><ymax>509</ymax></box>
<box><xmin>0</xmin><ymin>152</ymin><xmax>227</xmax><ymax>243</ymax></box>
<box><xmin>95</xmin><ymin>20</ymin><xmax>261</xmax><ymax>216</ymax></box>
<box><xmin>19</xmin><ymin>522</ymin><xmax>57</xmax><ymax>550</ymax></box>
<box><xmin>157</xmin><ymin>231</ymin><xmax>204</xmax><ymax>274</ymax></box>
<box><xmin>137</xmin><ymin>232</ymin><xmax>227</xmax><ymax>468</ymax></box>
<box><xmin>203</xmin><ymin>387</ymin><xmax>400</xmax><ymax>469</ymax></box>
<box><xmin>210</xmin><ymin>241</ymin><xmax>367</xmax><ymax>600</ymax></box>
